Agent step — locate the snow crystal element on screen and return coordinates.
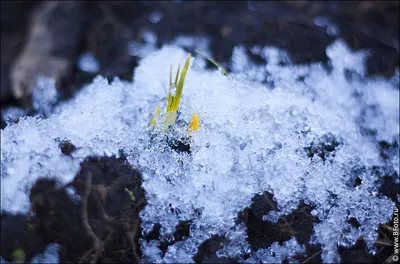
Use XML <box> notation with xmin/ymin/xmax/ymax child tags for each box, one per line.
<box><xmin>149</xmin><ymin>10</ymin><xmax>164</xmax><ymax>24</ymax></box>
<box><xmin>77</xmin><ymin>52</ymin><xmax>100</xmax><ymax>73</ymax></box>
<box><xmin>128</xmin><ymin>30</ymin><xmax>158</xmax><ymax>58</ymax></box>
<box><xmin>314</xmin><ymin>16</ymin><xmax>341</xmax><ymax>36</ymax></box>
<box><xmin>244</xmin><ymin>238</ymin><xmax>305</xmax><ymax>263</ymax></box>
<box><xmin>170</xmin><ymin>35</ymin><xmax>211</xmax><ymax>70</ymax></box>
<box><xmin>32</xmin><ymin>76</ymin><xmax>59</xmax><ymax>117</ymax></box>
<box><xmin>1</xmin><ymin>37</ymin><xmax>398</xmax><ymax>263</ymax></box>
<box><xmin>1</xmin><ymin>107</ymin><xmax>26</xmax><ymax>125</ymax></box>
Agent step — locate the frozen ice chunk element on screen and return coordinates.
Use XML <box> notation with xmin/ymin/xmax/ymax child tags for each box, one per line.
<box><xmin>32</xmin><ymin>76</ymin><xmax>58</xmax><ymax>116</ymax></box>
<box><xmin>1</xmin><ymin>107</ymin><xmax>26</xmax><ymax>125</ymax></box>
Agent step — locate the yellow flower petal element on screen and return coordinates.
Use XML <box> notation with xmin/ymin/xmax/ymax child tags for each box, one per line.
<box><xmin>189</xmin><ymin>112</ymin><xmax>200</xmax><ymax>132</ymax></box>
<box><xmin>151</xmin><ymin>105</ymin><xmax>161</xmax><ymax>125</ymax></box>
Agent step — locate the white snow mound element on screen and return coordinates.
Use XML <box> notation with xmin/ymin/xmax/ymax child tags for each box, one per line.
<box><xmin>1</xmin><ymin>38</ymin><xmax>399</xmax><ymax>263</ymax></box>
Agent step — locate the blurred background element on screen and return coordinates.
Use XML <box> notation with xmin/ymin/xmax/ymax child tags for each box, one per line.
<box><xmin>1</xmin><ymin>1</ymin><xmax>399</xmax><ymax>128</ymax></box>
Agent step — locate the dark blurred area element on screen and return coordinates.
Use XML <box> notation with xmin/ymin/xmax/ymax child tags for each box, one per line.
<box><xmin>1</xmin><ymin>1</ymin><xmax>399</xmax><ymax>121</ymax></box>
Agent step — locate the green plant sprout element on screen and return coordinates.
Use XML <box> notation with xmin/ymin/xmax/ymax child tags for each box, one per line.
<box><xmin>195</xmin><ymin>49</ymin><xmax>229</xmax><ymax>76</ymax></box>
<box><xmin>150</xmin><ymin>53</ymin><xmax>201</xmax><ymax>134</ymax></box>
<box><xmin>12</xmin><ymin>248</ymin><xmax>25</xmax><ymax>263</ymax></box>
<box><xmin>125</xmin><ymin>188</ymin><xmax>135</xmax><ymax>201</ymax></box>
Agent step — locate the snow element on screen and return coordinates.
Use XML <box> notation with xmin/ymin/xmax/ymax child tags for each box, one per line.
<box><xmin>244</xmin><ymin>238</ymin><xmax>305</xmax><ymax>263</ymax></box>
<box><xmin>1</xmin><ymin>37</ymin><xmax>399</xmax><ymax>263</ymax></box>
<box><xmin>32</xmin><ymin>76</ymin><xmax>59</xmax><ymax>117</ymax></box>
<box><xmin>77</xmin><ymin>52</ymin><xmax>100</xmax><ymax>73</ymax></box>
<box><xmin>149</xmin><ymin>10</ymin><xmax>164</xmax><ymax>24</ymax></box>
<box><xmin>1</xmin><ymin>107</ymin><xmax>26</xmax><ymax>125</ymax></box>
<box><xmin>314</xmin><ymin>16</ymin><xmax>342</xmax><ymax>36</ymax></box>
<box><xmin>0</xmin><ymin>244</ymin><xmax>59</xmax><ymax>264</ymax></box>
<box><xmin>30</xmin><ymin>244</ymin><xmax>60</xmax><ymax>264</ymax></box>
<box><xmin>128</xmin><ymin>30</ymin><xmax>158</xmax><ymax>58</ymax></box>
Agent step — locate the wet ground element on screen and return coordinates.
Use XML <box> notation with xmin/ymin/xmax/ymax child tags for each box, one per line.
<box><xmin>1</xmin><ymin>1</ymin><xmax>399</xmax><ymax>263</ymax></box>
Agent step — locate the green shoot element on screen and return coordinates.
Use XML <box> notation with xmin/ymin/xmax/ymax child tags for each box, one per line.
<box><xmin>164</xmin><ymin>53</ymin><xmax>191</xmax><ymax>131</ymax></box>
<box><xmin>195</xmin><ymin>49</ymin><xmax>229</xmax><ymax>76</ymax></box>
<box><xmin>150</xmin><ymin>53</ymin><xmax>201</xmax><ymax>135</ymax></box>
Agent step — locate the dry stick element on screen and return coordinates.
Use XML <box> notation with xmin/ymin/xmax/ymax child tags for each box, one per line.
<box><xmin>381</xmin><ymin>224</ymin><xmax>394</xmax><ymax>233</ymax></box>
<box><xmin>351</xmin><ymin>21</ymin><xmax>399</xmax><ymax>53</ymax></box>
<box><xmin>10</xmin><ymin>1</ymin><xmax>84</xmax><ymax>99</ymax></box>
<box><xmin>375</xmin><ymin>239</ymin><xmax>393</xmax><ymax>247</ymax></box>
<box><xmin>300</xmin><ymin>249</ymin><xmax>323</xmax><ymax>264</ymax></box>
<box><xmin>126</xmin><ymin>221</ymin><xmax>141</xmax><ymax>264</ymax></box>
<box><xmin>91</xmin><ymin>186</ymin><xmax>114</xmax><ymax>224</ymax></box>
<box><xmin>134</xmin><ymin>197</ymin><xmax>147</xmax><ymax>212</ymax></box>
<box><xmin>384</xmin><ymin>254</ymin><xmax>395</xmax><ymax>264</ymax></box>
<box><xmin>128</xmin><ymin>196</ymin><xmax>146</xmax><ymax>263</ymax></box>
<box><xmin>79</xmin><ymin>172</ymin><xmax>102</xmax><ymax>264</ymax></box>
<box><xmin>101</xmin><ymin>226</ymin><xmax>114</xmax><ymax>252</ymax></box>
<box><xmin>262</xmin><ymin>192</ymin><xmax>297</xmax><ymax>236</ymax></box>
<box><xmin>98</xmin><ymin>3</ymin><xmax>132</xmax><ymax>39</ymax></box>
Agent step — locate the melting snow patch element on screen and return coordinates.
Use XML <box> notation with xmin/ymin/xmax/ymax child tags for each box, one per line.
<box><xmin>1</xmin><ymin>38</ymin><xmax>398</xmax><ymax>263</ymax></box>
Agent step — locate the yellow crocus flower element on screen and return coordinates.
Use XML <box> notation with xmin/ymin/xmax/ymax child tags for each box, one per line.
<box><xmin>188</xmin><ymin>112</ymin><xmax>200</xmax><ymax>132</ymax></box>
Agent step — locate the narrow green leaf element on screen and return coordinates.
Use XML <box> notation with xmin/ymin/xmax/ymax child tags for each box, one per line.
<box><xmin>172</xmin><ymin>53</ymin><xmax>191</xmax><ymax>111</ymax></box>
<box><xmin>195</xmin><ymin>49</ymin><xmax>228</xmax><ymax>76</ymax></box>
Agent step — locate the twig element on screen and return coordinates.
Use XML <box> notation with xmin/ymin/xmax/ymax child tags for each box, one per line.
<box><xmin>301</xmin><ymin>249</ymin><xmax>323</xmax><ymax>264</ymax></box>
<box><xmin>381</xmin><ymin>224</ymin><xmax>394</xmax><ymax>233</ymax></box>
<box><xmin>384</xmin><ymin>254</ymin><xmax>394</xmax><ymax>264</ymax></box>
<box><xmin>375</xmin><ymin>239</ymin><xmax>393</xmax><ymax>247</ymax></box>
<box><xmin>79</xmin><ymin>172</ymin><xmax>102</xmax><ymax>264</ymax></box>
<box><xmin>126</xmin><ymin>221</ymin><xmax>141</xmax><ymax>263</ymax></box>
<box><xmin>262</xmin><ymin>192</ymin><xmax>296</xmax><ymax>236</ymax></box>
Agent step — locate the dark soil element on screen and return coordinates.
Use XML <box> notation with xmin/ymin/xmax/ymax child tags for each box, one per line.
<box><xmin>237</xmin><ymin>192</ymin><xmax>323</xmax><ymax>263</ymax></box>
<box><xmin>144</xmin><ymin>220</ymin><xmax>192</xmax><ymax>258</ymax></box>
<box><xmin>237</xmin><ymin>193</ymin><xmax>318</xmax><ymax>250</ymax></box>
<box><xmin>305</xmin><ymin>133</ymin><xmax>340</xmax><ymax>162</ymax></box>
<box><xmin>374</xmin><ymin>215</ymin><xmax>398</xmax><ymax>264</ymax></box>
<box><xmin>1</xmin><ymin>1</ymin><xmax>399</xmax><ymax>121</ymax></box>
<box><xmin>378</xmin><ymin>173</ymin><xmax>400</xmax><ymax>208</ymax></box>
<box><xmin>193</xmin><ymin>235</ymin><xmax>237</xmax><ymax>264</ymax></box>
<box><xmin>338</xmin><ymin>238</ymin><xmax>377</xmax><ymax>264</ymax></box>
<box><xmin>339</xmin><ymin>217</ymin><xmax>398</xmax><ymax>264</ymax></box>
<box><xmin>1</xmin><ymin>155</ymin><xmax>146</xmax><ymax>263</ymax></box>
<box><xmin>1</xmin><ymin>1</ymin><xmax>399</xmax><ymax>263</ymax></box>
<box><xmin>58</xmin><ymin>140</ymin><xmax>77</xmax><ymax>156</ymax></box>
